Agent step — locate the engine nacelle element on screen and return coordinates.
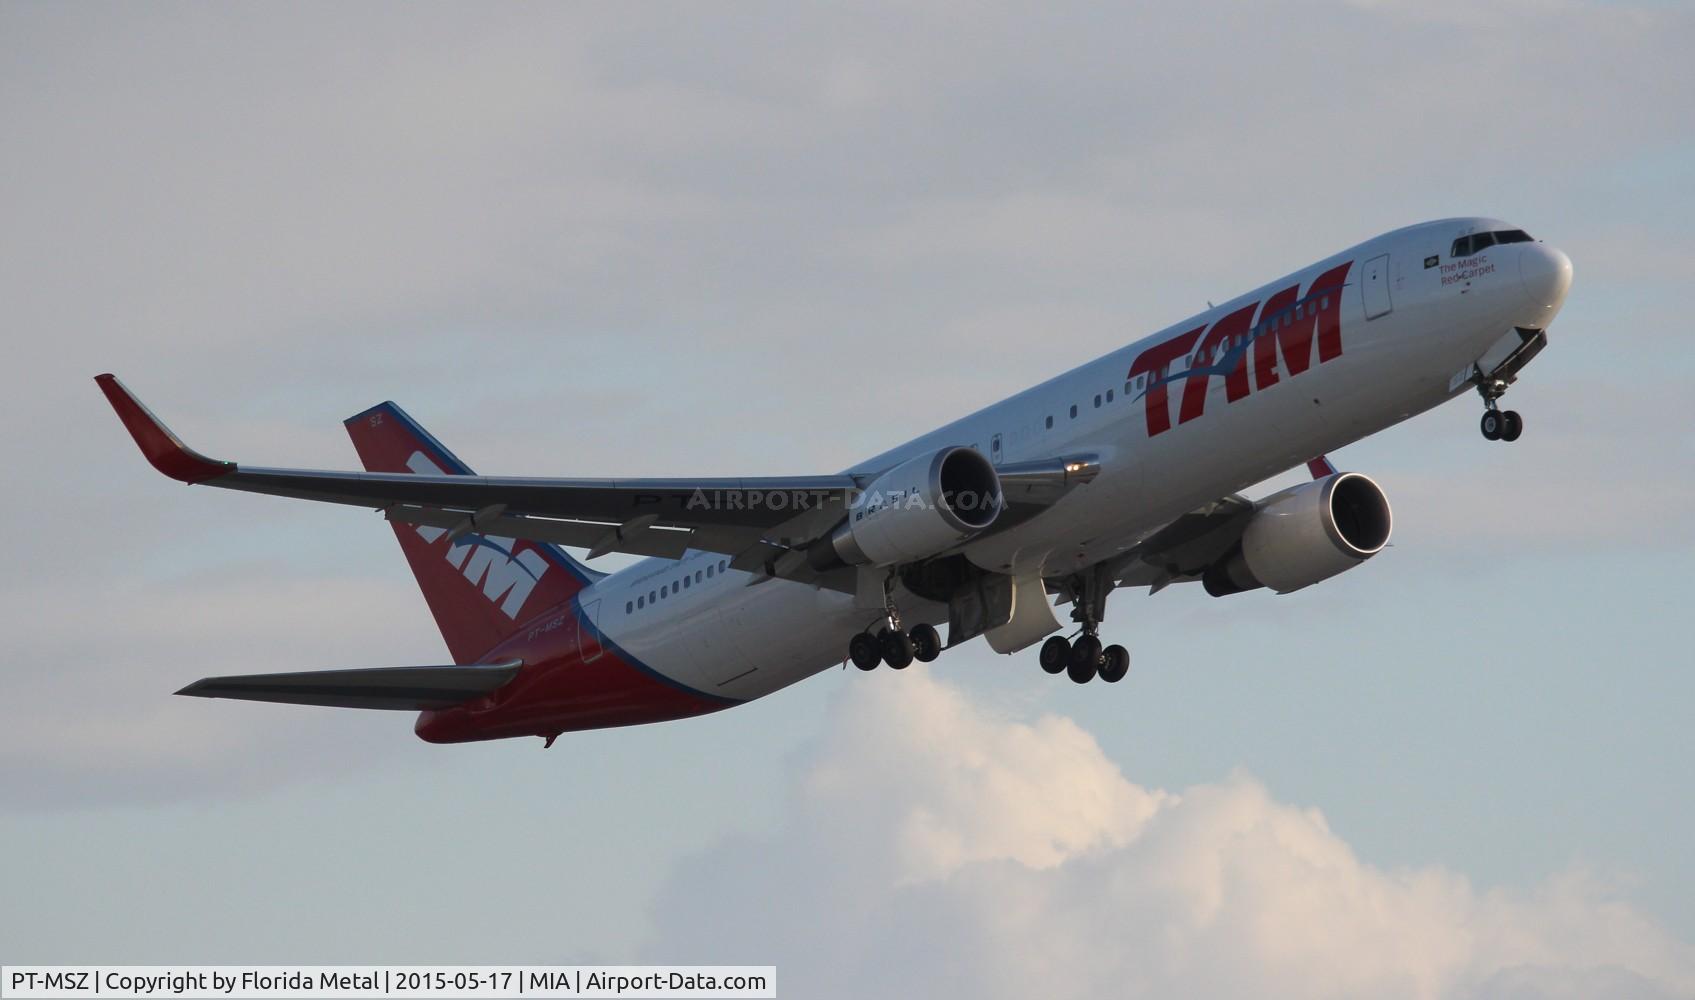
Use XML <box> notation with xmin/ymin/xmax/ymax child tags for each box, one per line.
<box><xmin>812</xmin><ymin>446</ymin><xmax>1002</xmax><ymax>569</ymax></box>
<box><xmin>1203</xmin><ymin>472</ymin><xmax>1393</xmax><ymax>596</ymax></box>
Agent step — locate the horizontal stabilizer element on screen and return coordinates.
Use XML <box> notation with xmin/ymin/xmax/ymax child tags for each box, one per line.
<box><xmin>175</xmin><ymin>659</ymin><xmax>522</xmax><ymax>710</ymax></box>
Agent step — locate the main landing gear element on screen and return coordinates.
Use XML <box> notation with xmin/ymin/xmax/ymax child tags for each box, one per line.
<box><xmin>848</xmin><ymin>623</ymin><xmax>941</xmax><ymax>671</ymax></box>
<box><xmin>845</xmin><ymin>568</ymin><xmax>1133</xmax><ymax>685</ymax></box>
<box><xmin>1039</xmin><ymin>569</ymin><xmax>1129</xmax><ymax>684</ymax></box>
<box><xmin>847</xmin><ymin>575</ymin><xmax>942</xmax><ymax>671</ymax></box>
<box><xmin>1474</xmin><ymin>370</ymin><xmax>1524</xmax><ymax>443</ymax></box>
<box><xmin>1040</xmin><ymin>632</ymin><xmax>1129</xmax><ymax>684</ymax></box>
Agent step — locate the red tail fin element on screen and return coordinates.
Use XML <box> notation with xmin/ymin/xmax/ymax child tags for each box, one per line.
<box><xmin>344</xmin><ymin>402</ymin><xmax>597</xmax><ymax>664</ymax></box>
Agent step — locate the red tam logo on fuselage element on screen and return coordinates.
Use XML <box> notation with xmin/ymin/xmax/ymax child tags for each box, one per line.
<box><xmin>1128</xmin><ymin>260</ymin><xmax>1354</xmax><ymax>437</ymax></box>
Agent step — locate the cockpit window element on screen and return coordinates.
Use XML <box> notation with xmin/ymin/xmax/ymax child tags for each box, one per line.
<box><xmin>1452</xmin><ymin>229</ymin><xmax>1533</xmax><ymax>257</ymax></box>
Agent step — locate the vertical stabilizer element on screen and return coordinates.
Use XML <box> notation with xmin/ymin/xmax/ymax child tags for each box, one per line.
<box><xmin>343</xmin><ymin>402</ymin><xmax>598</xmax><ymax>664</ymax></box>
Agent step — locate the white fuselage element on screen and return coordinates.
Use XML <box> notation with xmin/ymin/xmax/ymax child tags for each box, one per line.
<box><xmin>580</xmin><ymin>218</ymin><xmax>1571</xmax><ymax>704</ymax></box>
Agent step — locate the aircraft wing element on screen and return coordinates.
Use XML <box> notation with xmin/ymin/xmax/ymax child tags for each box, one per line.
<box><xmin>98</xmin><ymin>375</ymin><xmax>1093</xmax><ymax>584</ymax></box>
<box><xmin>177</xmin><ymin>659</ymin><xmax>522</xmax><ymax>710</ymax></box>
<box><xmin>1109</xmin><ymin>456</ymin><xmax>1339</xmax><ymax>592</ymax></box>
<box><xmin>98</xmin><ymin>374</ymin><xmax>861</xmax><ymax>571</ymax></box>
<box><xmin>1109</xmin><ymin>494</ymin><xmax>1256</xmax><ymax>591</ymax></box>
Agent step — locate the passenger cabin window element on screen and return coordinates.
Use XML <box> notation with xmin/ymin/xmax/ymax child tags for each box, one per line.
<box><xmin>1093</xmin><ymin>394</ymin><xmax>1101</xmax><ymax>408</ymax></box>
<box><xmin>1069</xmin><ymin>404</ymin><xmax>1078</xmax><ymax>419</ymax></box>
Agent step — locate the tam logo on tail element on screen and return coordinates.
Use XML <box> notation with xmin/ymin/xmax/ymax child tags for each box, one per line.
<box><xmin>406</xmin><ymin>452</ymin><xmax>548</xmax><ymax>618</ymax></box>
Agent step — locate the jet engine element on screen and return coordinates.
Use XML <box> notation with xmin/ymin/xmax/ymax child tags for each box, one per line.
<box><xmin>1203</xmin><ymin>472</ymin><xmax>1392</xmax><ymax>596</ymax></box>
<box><xmin>810</xmin><ymin>446</ymin><xmax>1002</xmax><ymax>569</ymax></box>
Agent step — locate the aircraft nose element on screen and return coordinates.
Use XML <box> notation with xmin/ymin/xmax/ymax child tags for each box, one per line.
<box><xmin>1519</xmin><ymin>242</ymin><xmax>1573</xmax><ymax>325</ymax></box>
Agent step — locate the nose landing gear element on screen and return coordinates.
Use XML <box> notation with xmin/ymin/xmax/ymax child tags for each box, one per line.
<box><xmin>1474</xmin><ymin>367</ymin><xmax>1524</xmax><ymax>442</ymax></box>
<box><xmin>1480</xmin><ymin>407</ymin><xmax>1523</xmax><ymax>442</ymax></box>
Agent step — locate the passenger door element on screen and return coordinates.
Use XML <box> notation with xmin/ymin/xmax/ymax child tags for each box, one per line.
<box><xmin>576</xmin><ymin>598</ymin><xmax>604</xmax><ymax>662</ymax></box>
<box><xmin>1363</xmin><ymin>254</ymin><xmax>1393</xmax><ymax>320</ymax></box>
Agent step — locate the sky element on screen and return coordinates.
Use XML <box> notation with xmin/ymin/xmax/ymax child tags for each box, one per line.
<box><xmin>2</xmin><ymin>2</ymin><xmax>1693</xmax><ymax>997</ymax></box>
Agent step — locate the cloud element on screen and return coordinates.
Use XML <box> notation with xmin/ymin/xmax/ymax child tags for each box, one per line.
<box><xmin>643</xmin><ymin>672</ymin><xmax>1695</xmax><ymax>999</ymax></box>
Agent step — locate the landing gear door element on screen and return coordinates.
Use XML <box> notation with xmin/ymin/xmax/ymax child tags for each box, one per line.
<box><xmin>982</xmin><ymin>574</ymin><xmax>1061</xmax><ymax>654</ymax></box>
<box><xmin>1363</xmin><ymin>254</ymin><xmax>1393</xmax><ymax>320</ymax></box>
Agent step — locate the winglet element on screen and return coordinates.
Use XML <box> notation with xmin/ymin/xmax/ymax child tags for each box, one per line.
<box><xmin>1306</xmin><ymin>455</ymin><xmax>1338</xmax><ymax>480</ymax></box>
<box><xmin>94</xmin><ymin>374</ymin><xmax>235</xmax><ymax>483</ymax></box>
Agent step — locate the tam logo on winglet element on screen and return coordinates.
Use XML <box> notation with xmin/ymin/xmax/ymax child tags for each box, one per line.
<box><xmin>405</xmin><ymin>451</ymin><xmax>548</xmax><ymax>618</ymax></box>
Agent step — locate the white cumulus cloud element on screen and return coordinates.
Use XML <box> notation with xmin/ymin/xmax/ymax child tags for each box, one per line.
<box><xmin>643</xmin><ymin>672</ymin><xmax>1695</xmax><ymax>999</ymax></box>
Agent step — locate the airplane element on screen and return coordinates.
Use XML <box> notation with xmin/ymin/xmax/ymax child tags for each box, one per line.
<box><xmin>97</xmin><ymin>217</ymin><xmax>1572</xmax><ymax>746</ymax></box>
